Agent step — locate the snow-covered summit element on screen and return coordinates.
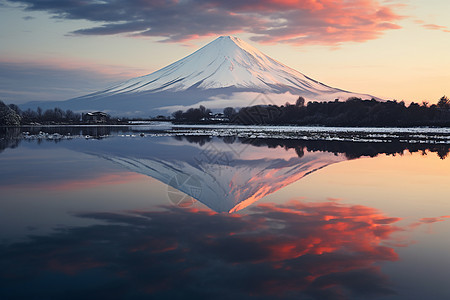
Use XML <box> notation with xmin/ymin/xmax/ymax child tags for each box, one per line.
<box><xmin>102</xmin><ymin>35</ymin><xmax>346</xmax><ymax>95</ymax></box>
<box><xmin>22</xmin><ymin>36</ymin><xmax>375</xmax><ymax>116</ymax></box>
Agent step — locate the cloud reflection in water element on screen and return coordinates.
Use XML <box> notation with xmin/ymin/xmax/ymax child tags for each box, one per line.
<box><xmin>0</xmin><ymin>200</ymin><xmax>403</xmax><ymax>299</ymax></box>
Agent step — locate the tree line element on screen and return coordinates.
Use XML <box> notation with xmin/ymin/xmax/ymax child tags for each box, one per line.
<box><xmin>172</xmin><ymin>96</ymin><xmax>450</xmax><ymax>127</ymax></box>
<box><xmin>0</xmin><ymin>101</ymin><xmax>84</xmax><ymax>125</ymax></box>
<box><xmin>0</xmin><ymin>101</ymin><xmax>126</xmax><ymax>125</ymax></box>
<box><xmin>2</xmin><ymin>96</ymin><xmax>450</xmax><ymax>126</ymax></box>
<box><xmin>171</xmin><ymin>105</ymin><xmax>213</xmax><ymax>123</ymax></box>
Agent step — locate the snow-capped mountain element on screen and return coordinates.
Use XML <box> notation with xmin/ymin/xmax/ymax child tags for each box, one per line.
<box><xmin>103</xmin><ymin>36</ymin><xmax>349</xmax><ymax>94</ymax></box>
<box><xmin>22</xmin><ymin>36</ymin><xmax>375</xmax><ymax>116</ymax></box>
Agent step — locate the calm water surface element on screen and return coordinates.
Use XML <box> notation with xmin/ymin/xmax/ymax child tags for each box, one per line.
<box><xmin>1</xmin><ymin>126</ymin><xmax>449</xmax><ymax>300</ymax></box>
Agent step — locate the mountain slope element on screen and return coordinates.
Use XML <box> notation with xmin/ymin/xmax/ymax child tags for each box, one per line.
<box><xmin>102</xmin><ymin>36</ymin><xmax>343</xmax><ymax>94</ymax></box>
<box><xmin>22</xmin><ymin>36</ymin><xmax>375</xmax><ymax>116</ymax></box>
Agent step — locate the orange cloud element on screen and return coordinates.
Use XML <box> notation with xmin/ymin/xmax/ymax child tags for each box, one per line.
<box><xmin>12</xmin><ymin>0</ymin><xmax>406</xmax><ymax>46</ymax></box>
<box><xmin>214</xmin><ymin>0</ymin><xmax>405</xmax><ymax>46</ymax></box>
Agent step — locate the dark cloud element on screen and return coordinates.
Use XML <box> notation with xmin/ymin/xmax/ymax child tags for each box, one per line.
<box><xmin>8</xmin><ymin>0</ymin><xmax>405</xmax><ymax>46</ymax></box>
<box><xmin>0</xmin><ymin>201</ymin><xmax>402</xmax><ymax>299</ymax></box>
<box><xmin>0</xmin><ymin>60</ymin><xmax>130</xmax><ymax>103</ymax></box>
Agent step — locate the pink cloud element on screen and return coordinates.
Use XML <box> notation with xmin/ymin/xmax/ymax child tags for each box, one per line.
<box><xmin>422</xmin><ymin>23</ymin><xmax>450</xmax><ymax>33</ymax></box>
<box><xmin>409</xmin><ymin>215</ymin><xmax>450</xmax><ymax>229</ymax></box>
<box><xmin>245</xmin><ymin>0</ymin><xmax>405</xmax><ymax>46</ymax></box>
<box><xmin>12</xmin><ymin>0</ymin><xmax>406</xmax><ymax>46</ymax></box>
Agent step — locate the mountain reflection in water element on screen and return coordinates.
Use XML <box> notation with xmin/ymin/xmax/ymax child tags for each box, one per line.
<box><xmin>87</xmin><ymin>134</ymin><xmax>450</xmax><ymax>212</ymax></box>
<box><xmin>96</xmin><ymin>137</ymin><xmax>347</xmax><ymax>213</ymax></box>
<box><xmin>1</xmin><ymin>126</ymin><xmax>449</xmax><ymax>213</ymax></box>
<box><xmin>1</xmin><ymin>126</ymin><xmax>449</xmax><ymax>299</ymax></box>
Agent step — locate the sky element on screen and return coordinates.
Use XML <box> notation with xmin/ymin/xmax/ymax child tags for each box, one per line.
<box><xmin>0</xmin><ymin>0</ymin><xmax>449</xmax><ymax>105</ymax></box>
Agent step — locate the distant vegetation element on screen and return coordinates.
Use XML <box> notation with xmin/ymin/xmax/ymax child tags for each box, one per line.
<box><xmin>172</xmin><ymin>96</ymin><xmax>450</xmax><ymax>127</ymax></box>
<box><xmin>0</xmin><ymin>101</ymin><xmax>84</xmax><ymax>125</ymax></box>
<box><xmin>2</xmin><ymin>96</ymin><xmax>450</xmax><ymax>127</ymax></box>
<box><xmin>172</xmin><ymin>105</ymin><xmax>213</xmax><ymax>123</ymax></box>
<box><xmin>0</xmin><ymin>101</ymin><xmax>126</xmax><ymax>125</ymax></box>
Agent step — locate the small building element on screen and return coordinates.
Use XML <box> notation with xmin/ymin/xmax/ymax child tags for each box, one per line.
<box><xmin>200</xmin><ymin>113</ymin><xmax>230</xmax><ymax>122</ymax></box>
<box><xmin>83</xmin><ymin>112</ymin><xmax>109</xmax><ymax>124</ymax></box>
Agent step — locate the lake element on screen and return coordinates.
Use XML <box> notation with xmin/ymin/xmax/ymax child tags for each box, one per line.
<box><xmin>1</xmin><ymin>125</ymin><xmax>449</xmax><ymax>299</ymax></box>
